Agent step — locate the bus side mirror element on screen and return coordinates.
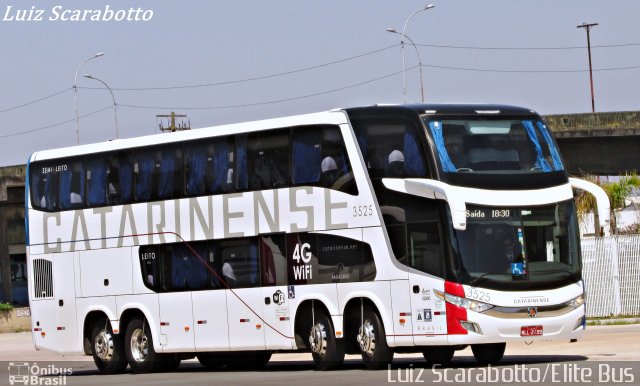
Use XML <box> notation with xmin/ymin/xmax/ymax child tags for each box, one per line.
<box><xmin>382</xmin><ymin>178</ymin><xmax>467</xmax><ymax>230</ymax></box>
<box><xmin>569</xmin><ymin>177</ymin><xmax>611</xmax><ymax>237</ymax></box>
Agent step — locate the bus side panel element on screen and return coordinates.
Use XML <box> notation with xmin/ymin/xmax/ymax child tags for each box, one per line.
<box><xmin>55</xmin><ymin>252</ymin><xmax>81</xmax><ymax>354</ymax></box>
<box><xmin>389</xmin><ymin>280</ymin><xmax>414</xmax><ymax>347</ymax></box>
<box><xmin>192</xmin><ymin>290</ymin><xmax>230</xmax><ymax>352</ymax></box>
<box><xmin>30</xmin><ymin>298</ymin><xmax>58</xmax><ymax>352</ymax></box>
<box><xmin>262</xmin><ymin>286</ymin><xmax>295</xmax><ymax>350</ymax></box>
<box><xmin>158</xmin><ymin>292</ymin><xmax>196</xmax><ymax>353</ymax></box>
<box><xmin>76</xmin><ymin>296</ymin><xmax>117</xmax><ymax>328</ymax></box>
<box><xmin>226</xmin><ymin>287</ymin><xmax>266</xmax><ymax>351</ymax></box>
<box><xmin>115</xmin><ymin>294</ymin><xmax>160</xmax><ymax>352</ymax></box>
<box><xmin>79</xmin><ymin>248</ymin><xmax>133</xmax><ymax>297</ymax></box>
<box><xmin>409</xmin><ymin>273</ymin><xmax>448</xmax><ymax>346</ymax></box>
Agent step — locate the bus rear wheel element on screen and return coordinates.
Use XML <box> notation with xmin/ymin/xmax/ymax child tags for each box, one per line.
<box><xmin>358</xmin><ymin>307</ymin><xmax>393</xmax><ymax>370</ymax></box>
<box><xmin>125</xmin><ymin>318</ymin><xmax>159</xmax><ymax>373</ymax></box>
<box><xmin>309</xmin><ymin>312</ymin><xmax>345</xmax><ymax>371</ymax></box>
<box><xmin>423</xmin><ymin>346</ymin><xmax>455</xmax><ymax>366</ymax></box>
<box><xmin>91</xmin><ymin>320</ymin><xmax>127</xmax><ymax>374</ymax></box>
<box><xmin>471</xmin><ymin>343</ymin><xmax>506</xmax><ymax>365</ymax></box>
<box><xmin>197</xmin><ymin>353</ymin><xmax>225</xmax><ymax>370</ymax></box>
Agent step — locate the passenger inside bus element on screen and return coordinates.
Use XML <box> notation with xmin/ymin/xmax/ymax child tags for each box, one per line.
<box><xmin>386</xmin><ymin>150</ymin><xmax>405</xmax><ymax>177</ymax></box>
<box><xmin>319</xmin><ymin>156</ymin><xmax>339</xmax><ymax>187</ymax></box>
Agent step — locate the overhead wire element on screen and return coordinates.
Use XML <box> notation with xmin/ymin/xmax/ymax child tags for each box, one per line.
<box><xmin>82</xmin><ymin>44</ymin><xmax>400</xmax><ymax>91</ymax></box>
<box><xmin>0</xmin><ymin>88</ymin><xmax>71</xmax><ymax>113</ymax></box>
<box><xmin>415</xmin><ymin>42</ymin><xmax>640</xmax><ymax>50</ymax></box>
<box><xmin>0</xmin><ymin>106</ymin><xmax>112</xmax><ymax>139</ymax></box>
<box><xmin>118</xmin><ymin>67</ymin><xmax>411</xmax><ymax>110</ymax></box>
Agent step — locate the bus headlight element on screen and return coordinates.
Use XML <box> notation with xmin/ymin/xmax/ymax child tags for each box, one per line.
<box><xmin>435</xmin><ymin>290</ymin><xmax>495</xmax><ymax>313</ymax></box>
<box><xmin>568</xmin><ymin>294</ymin><xmax>585</xmax><ymax>309</ymax></box>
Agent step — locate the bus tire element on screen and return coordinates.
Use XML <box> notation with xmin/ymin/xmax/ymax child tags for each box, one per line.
<box><xmin>197</xmin><ymin>353</ymin><xmax>225</xmax><ymax>370</ymax></box>
<box><xmin>226</xmin><ymin>351</ymin><xmax>272</xmax><ymax>369</ymax></box>
<box><xmin>91</xmin><ymin>320</ymin><xmax>127</xmax><ymax>374</ymax></box>
<box><xmin>358</xmin><ymin>307</ymin><xmax>394</xmax><ymax>370</ymax></box>
<box><xmin>471</xmin><ymin>343</ymin><xmax>506</xmax><ymax>365</ymax></box>
<box><xmin>423</xmin><ymin>346</ymin><xmax>455</xmax><ymax>366</ymax></box>
<box><xmin>158</xmin><ymin>355</ymin><xmax>181</xmax><ymax>372</ymax></box>
<box><xmin>309</xmin><ymin>311</ymin><xmax>345</xmax><ymax>371</ymax></box>
<box><xmin>125</xmin><ymin>317</ymin><xmax>159</xmax><ymax>373</ymax></box>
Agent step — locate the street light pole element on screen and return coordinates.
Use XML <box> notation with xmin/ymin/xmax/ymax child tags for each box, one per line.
<box><xmin>84</xmin><ymin>74</ymin><xmax>119</xmax><ymax>139</ymax></box>
<box><xmin>577</xmin><ymin>22</ymin><xmax>598</xmax><ymax>113</ymax></box>
<box><xmin>387</xmin><ymin>29</ymin><xmax>425</xmax><ymax>102</ymax></box>
<box><xmin>74</xmin><ymin>53</ymin><xmax>104</xmax><ymax>144</ymax></box>
<box><xmin>398</xmin><ymin>4</ymin><xmax>434</xmax><ymax>103</ymax></box>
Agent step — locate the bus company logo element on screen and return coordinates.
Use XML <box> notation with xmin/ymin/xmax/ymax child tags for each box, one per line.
<box><xmin>8</xmin><ymin>362</ymin><xmax>72</xmax><ymax>385</ymax></box>
<box><xmin>527</xmin><ymin>307</ymin><xmax>538</xmax><ymax>318</ymax></box>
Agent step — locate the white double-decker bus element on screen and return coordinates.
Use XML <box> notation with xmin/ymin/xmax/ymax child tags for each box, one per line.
<box><xmin>26</xmin><ymin>104</ymin><xmax>609</xmax><ymax>373</ymax></box>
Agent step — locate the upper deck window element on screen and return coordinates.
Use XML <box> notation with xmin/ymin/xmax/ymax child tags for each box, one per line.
<box><xmin>426</xmin><ymin>118</ymin><xmax>564</xmax><ymax>174</ymax></box>
<box><xmin>351</xmin><ymin>116</ymin><xmax>429</xmax><ymax>179</ymax></box>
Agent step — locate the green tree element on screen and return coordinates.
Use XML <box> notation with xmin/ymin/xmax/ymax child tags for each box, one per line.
<box><xmin>575</xmin><ymin>173</ymin><xmax>640</xmax><ymax>235</ymax></box>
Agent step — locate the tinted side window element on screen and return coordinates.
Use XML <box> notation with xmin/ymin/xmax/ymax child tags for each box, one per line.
<box><xmin>374</xmin><ymin>181</ymin><xmax>445</xmax><ymax>277</ymax></box>
<box><xmin>247</xmin><ymin>129</ymin><xmax>290</xmax><ymax>190</ymax></box>
<box><xmin>291</xmin><ymin>125</ymin><xmax>357</xmax><ymax>195</ymax></box>
<box><xmin>108</xmin><ymin>151</ymin><xmax>133</xmax><ymax>205</ymax></box>
<box><xmin>59</xmin><ymin>160</ymin><xmax>85</xmax><ymax>210</ymax></box>
<box><xmin>134</xmin><ymin>146</ymin><xmax>183</xmax><ymax>202</ymax></box>
<box><xmin>214</xmin><ymin>238</ymin><xmax>259</xmax><ymax>288</ymax></box>
<box><xmin>86</xmin><ymin>156</ymin><xmax>109</xmax><ymax>206</ymax></box>
<box><xmin>259</xmin><ymin>234</ymin><xmax>287</xmax><ymax>286</ymax></box>
<box><xmin>351</xmin><ymin>117</ymin><xmax>428</xmax><ymax>179</ymax></box>
<box><xmin>30</xmin><ymin>163</ymin><xmax>60</xmax><ymax>211</ymax></box>
<box><xmin>184</xmin><ymin>137</ymin><xmax>235</xmax><ymax>196</ymax></box>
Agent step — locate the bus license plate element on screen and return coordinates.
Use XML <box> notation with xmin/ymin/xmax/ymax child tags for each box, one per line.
<box><xmin>520</xmin><ymin>326</ymin><xmax>543</xmax><ymax>336</ymax></box>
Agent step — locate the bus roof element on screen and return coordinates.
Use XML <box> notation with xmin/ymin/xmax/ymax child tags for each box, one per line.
<box><xmin>29</xmin><ymin>103</ymin><xmax>539</xmax><ymax>163</ymax></box>
<box><xmin>29</xmin><ymin>110</ymin><xmax>348</xmax><ymax>163</ymax></box>
<box><xmin>345</xmin><ymin>103</ymin><xmax>539</xmax><ymax>117</ymax></box>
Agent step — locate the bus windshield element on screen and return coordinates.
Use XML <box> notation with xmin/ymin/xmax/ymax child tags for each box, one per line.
<box><xmin>424</xmin><ymin>118</ymin><xmax>564</xmax><ymax>174</ymax></box>
<box><xmin>450</xmin><ymin>201</ymin><xmax>581</xmax><ymax>290</ymax></box>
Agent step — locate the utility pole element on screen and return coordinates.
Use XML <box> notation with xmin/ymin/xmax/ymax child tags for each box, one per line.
<box><xmin>157</xmin><ymin>112</ymin><xmax>190</xmax><ymax>132</ymax></box>
<box><xmin>577</xmin><ymin>22</ymin><xmax>598</xmax><ymax>113</ymax></box>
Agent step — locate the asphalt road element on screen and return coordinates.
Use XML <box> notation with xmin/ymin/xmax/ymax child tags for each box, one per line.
<box><xmin>1</xmin><ymin>324</ymin><xmax>639</xmax><ymax>385</ymax></box>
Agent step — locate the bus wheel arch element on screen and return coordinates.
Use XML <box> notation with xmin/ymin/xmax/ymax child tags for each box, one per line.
<box><xmin>84</xmin><ymin>311</ymin><xmax>127</xmax><ymax>374</ymax></box>
<box><xmin>343</xmin><ymin>298</ymin><xmax>394</xmax><ymax>369</ymax></box>
<box><xmin>294</xmin><ymin>299</ymin><xmax>345</xmax><ymax>370</ymax></box>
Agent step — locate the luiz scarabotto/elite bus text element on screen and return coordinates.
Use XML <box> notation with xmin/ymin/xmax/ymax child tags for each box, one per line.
<box><xmin>2</xmin><ymin>5</ymin><xmax>154</xmax><ymax>22</ymax></box>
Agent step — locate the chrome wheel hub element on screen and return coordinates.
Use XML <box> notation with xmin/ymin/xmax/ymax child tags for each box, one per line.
<box><xmin>94</xmin><ymin>330</ymin><xmax>114</xmax><ymax>361</ymax></box>
<box><xmin>130</xmin><ymin>328</ymin><xmax>149</xmax><ymax>362</ymax></box>
<box><xmin>357</xmin><ymin>319</ymin><xmax>376</xmax><ymax>357</ymax></box>
<box><xmin>309</xmin><ymin>322</ymin><xmax>328</xmax><ymax>357</ymax></box>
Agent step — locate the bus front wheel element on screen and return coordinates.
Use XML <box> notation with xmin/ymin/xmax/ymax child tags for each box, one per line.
<box><xmin>91</xmin><ymin>320</ymin><xmax>127</xmax><ymax>374</ymax></box>
<box><xmin>125</xmin><ymin>318</ymin><xmax>158</xmax><ymax>373</ymax></box>
<box><xmin>309</xmin><ymin>312</ymin><xmax>345</xmax><ymax>370</ymax></box>
<box><xmin>358</xmin><ymin>307</ymin><xmax>394</xmax><ymax>369</ymax></box>
<box><xmin>423</xmin><ymin>346</ymin><xmax>455</xmax><ymax>366</ymax></box>
<box><xmin>471</xmin><ymin>343</ymin><xmax>506</xmax><ymax>364</ymax></box>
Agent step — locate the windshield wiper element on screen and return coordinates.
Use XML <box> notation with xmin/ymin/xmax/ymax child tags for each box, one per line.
<box><xmin>536</xmin><ymin>269</ymin><xmax>581</xmax><ymax>281</ymax></box>
<box><xmin>468</xmin><ymin>271</ymin><xmax>506</xmax><ymax>287</ymax></box>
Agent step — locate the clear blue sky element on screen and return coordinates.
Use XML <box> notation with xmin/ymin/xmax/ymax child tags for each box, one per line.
<box><xmin>1</xmin><ymin>0</ymin><xmax>639</xmax><ymax>166</ymax></box>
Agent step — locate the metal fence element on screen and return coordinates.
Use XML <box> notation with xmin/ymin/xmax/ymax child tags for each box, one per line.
<box><xmin>581</xmin><ymin>234</ymin><xmax>640</xmax><ymax>317</ymax></box>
